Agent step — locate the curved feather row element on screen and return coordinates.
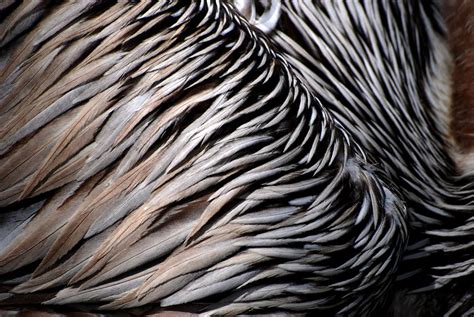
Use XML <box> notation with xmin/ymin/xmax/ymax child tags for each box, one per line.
<box><xmin>0</xmin><ymin>0</ymin><xmax>407</xmax><ymax>315</ymax></box>
<box><xmin>236</xmin><ymin>0</ymin><xmax>474</xmax><ymax>289</ymax></box>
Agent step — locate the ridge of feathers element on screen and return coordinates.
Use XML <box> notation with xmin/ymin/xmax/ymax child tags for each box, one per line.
<box><xmin>0</xmin><ymin>0</ymin><xmax>471</xmax><ymax>315</ymax></box>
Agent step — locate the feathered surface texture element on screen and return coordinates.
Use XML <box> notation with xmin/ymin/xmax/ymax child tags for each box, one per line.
<box><xmin>235</xmin><ymin>0</ymin><xmax>474</xmax><ymax>294</ymax></box>
<box><xmin>0</xmin><ymin>0</ymin><xmax>408</xmax><ymax>315</ymax></box>
<box><xmin>445</xmin><ymin>0</ymin><xmax>474</xmax><ymax>174</ymax></box>
<box><xmin>445</xmin><ymin>0</ymin><xmax>474</xmax><ymax>152</ymax></box>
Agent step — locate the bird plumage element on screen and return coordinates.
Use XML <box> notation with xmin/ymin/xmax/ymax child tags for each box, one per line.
<box><xmin>236</xmin><ymin>0</ymin><xmax>474</xmax><ymax>293</ymax></box>
<box><xmin>0</xmin><ymin>1</ymin><xmax>408</xmax><ymax>315</ymax></box>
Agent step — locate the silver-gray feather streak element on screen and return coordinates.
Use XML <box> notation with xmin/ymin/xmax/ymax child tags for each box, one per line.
<box><xmin>0</xmin><ymin>0</ymin><xmax>407</xmax><ymax>315</ymax></box>
<box><xmin>236</xmin><ymin>0</ymin><xmax>474</xmax><ymax>291</ymax></box>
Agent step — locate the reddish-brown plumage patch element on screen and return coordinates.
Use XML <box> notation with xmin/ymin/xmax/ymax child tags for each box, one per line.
<box><xmin>444</xmin><ymin>0</ymin><xmax>474</xmax><ymax>152</ymax></box>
